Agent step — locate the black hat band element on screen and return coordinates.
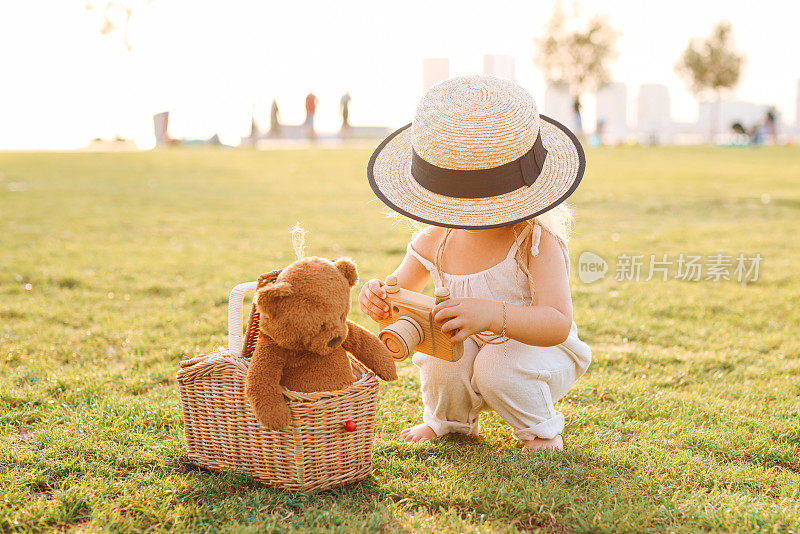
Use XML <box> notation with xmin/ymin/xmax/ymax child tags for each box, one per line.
<box><xmin>410</xmin><ymin>132</ymin><xmax>548</xmax><ymax>199</ymax></box>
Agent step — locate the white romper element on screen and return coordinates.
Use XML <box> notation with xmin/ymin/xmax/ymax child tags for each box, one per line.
<box><xmin>406</xmin><ymin>221</ymin><xmax>592</xmax><ymax>441</ymax></box>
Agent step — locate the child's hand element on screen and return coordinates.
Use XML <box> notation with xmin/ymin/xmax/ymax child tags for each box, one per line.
<box><xmin>432</xmin><ymin>298</ymin><xmax>500</xmax><ymax>343</ymax></box>
<box><xmin>358</xmin><ymin>278</ymin><xmax>390</xmax><ymax>321</ymax></box>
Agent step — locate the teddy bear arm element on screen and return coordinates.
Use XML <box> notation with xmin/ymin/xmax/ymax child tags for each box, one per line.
<box><xmin>343</xmin><ymin>319</ymin><xmax>398</xmax><ymax>381</ymax></box>
<box><xmin>245</xmin><ymin>336</ymin><xmax>291</xmax><ymax>430</ymax></box>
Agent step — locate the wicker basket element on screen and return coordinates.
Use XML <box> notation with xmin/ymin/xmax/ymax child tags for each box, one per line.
<box><xmin>177</xmin><ymin>272</ymin><xmax>380</xmax><ymax>492</ymax></box>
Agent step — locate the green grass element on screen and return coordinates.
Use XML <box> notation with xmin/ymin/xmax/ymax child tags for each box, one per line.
<box><xmin>1</xmin><ymin>145</ymin><xmax>799</xmax><ymax>533</ymax></box>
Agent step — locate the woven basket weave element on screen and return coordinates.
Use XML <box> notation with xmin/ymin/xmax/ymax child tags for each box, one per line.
<box><xmin>177</xmin><ymin>272</ymin><xmax>380</xmax><ymax>492</ymax></box>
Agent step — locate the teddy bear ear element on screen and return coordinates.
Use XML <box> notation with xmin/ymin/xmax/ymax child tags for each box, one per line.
<box><xmin>334</xmin><ymin>257</ymin><xmax>358</xmax><ymax>287</ymax></box>
<box><xmin>256</xmin><ymin>281</ymin><xmax>293</xmax><ymax>315</ymax></box>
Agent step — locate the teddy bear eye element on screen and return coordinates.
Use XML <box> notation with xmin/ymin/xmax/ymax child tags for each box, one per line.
<box><xmin>320</xmin><ymin>322</ymin><xmax>326</xmax><ymax>329</ymax></box>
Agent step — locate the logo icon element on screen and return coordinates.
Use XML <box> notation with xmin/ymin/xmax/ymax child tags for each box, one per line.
<box><xmin>578</xmin><ymin>251</ymin><xmax>608</xmax><ymax>284</ymax></box>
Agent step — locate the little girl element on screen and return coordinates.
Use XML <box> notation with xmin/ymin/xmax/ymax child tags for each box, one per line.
<box><xmin>360</xmin><ymin>75</ymin><xmax>592</xmax><ymax>452</ymax></box>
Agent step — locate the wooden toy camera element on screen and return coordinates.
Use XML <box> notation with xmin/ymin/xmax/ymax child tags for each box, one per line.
<box><xmin>376</xmin><ymin>275</ymin><xmax>464</xmax><ymax>362</ymax></box>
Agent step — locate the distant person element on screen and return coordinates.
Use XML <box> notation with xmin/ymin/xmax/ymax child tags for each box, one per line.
<box><xmin>572</xmin><ymin>99</ymin><xmax>583</xmax><ymax>137</ymax></box>
<box><xmin>764</xmin><ymin>108</ymin><xmax>777</xmax><ymax>144</ymax></box>
<box><xmin>751</xmin><ymin>125</ymin><xmax>764</xmax><ymax>145</ymax></box>
<box><xmin>269</xmin><ymin>99</ymin><xmax>281</xmax><ymax>138</ymax></box>
<box><xmin>731</xmin><ymin>121</ymin><xmax>747</xmax><ymax>136</ymax></box>
<box><xmin>590</xmin><ymin>118</ymin><xmax>606</xmax><ymax>147</ymax></box>
<box><xmin>305</xmin><ymin>92</ymin><xmax>318</xmax><ymax>139</ymax></box>
<box><xmin>730</xmin><ymin>122</ymin><xmax>752</xmax><ymax>146</ymax></box>
<box><xmin>340</xmin><ymin>92</ymin><xmax>352</xmax><ymax>132</ymax></box>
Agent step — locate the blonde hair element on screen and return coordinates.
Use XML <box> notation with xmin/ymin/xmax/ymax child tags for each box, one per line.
<box><xmin>530</xmin><ymin>203</ymin><xmax>574</xmax><ymax>244</ymax></box>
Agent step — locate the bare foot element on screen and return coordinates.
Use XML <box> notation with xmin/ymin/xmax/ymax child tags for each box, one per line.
<box><xmin>399</xmin><ymin>423</ymin><xmax>438</xmax><ymax>443</ymax></box>
<box><xmin>523</xmin><ymin>434</ymin><xmax>563</xmax><ymax>452</ymax></box>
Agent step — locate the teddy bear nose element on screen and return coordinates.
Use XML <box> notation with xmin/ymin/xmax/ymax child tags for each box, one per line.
<box><xmin>327</xmin><ymin>336</ymin><xmax>342</xmax><ymax>348</ymax></box>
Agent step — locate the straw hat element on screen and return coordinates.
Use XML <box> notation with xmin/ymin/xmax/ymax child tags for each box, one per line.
<box><xmin>367</xmin><ymin>75</ymin><xmax>585</xmax><ymax>229</ymax></box>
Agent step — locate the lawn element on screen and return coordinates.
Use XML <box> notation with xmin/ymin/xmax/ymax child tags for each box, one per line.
<box><xmin>1</xmin><ymin>145</ymin><xmax>799</xmax><ymax>533</ymax></box>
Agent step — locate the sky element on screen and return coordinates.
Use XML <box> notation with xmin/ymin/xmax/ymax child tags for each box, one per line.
<box><xmin>1</xmin><ymin>0</ymin><xmax>799</xmax><ymax>149</ymax></box>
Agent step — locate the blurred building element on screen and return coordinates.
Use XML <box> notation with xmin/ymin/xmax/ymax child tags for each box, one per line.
<box><xmin>423</xmin><ymin>58</ymin><xmax>450</xmax><ymax>92</ymax></box>
<box><xmin>543</xmin><ymin>83</ymin><xmax>572</xmax><ymax>127</ymax></box>
<box><xmin>637</xmin><ymin>84</ymin><xmax>672</xmax><ymax>144</ymax></box>
<box><xmin>482</xmin><ymin>54</ymin><xmax>516</xmax><ymax>81</ymax></box>
<box><xmin>796</xmin><ymin>79</ymin><xmax>800</xmax><ymax>131</ymax></box>
<box><xmin>595</xmin><ymin>82</ymin><xmax>628</xmax><ymax>141</ymax></box>
<box><xmin>153</xmin><ymin>112</ymin><xmax>170</xmax><ymax>146</ymax></box>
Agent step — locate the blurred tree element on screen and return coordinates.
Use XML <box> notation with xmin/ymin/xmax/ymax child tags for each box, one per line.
<box><xmin>534</xmin><ymin>2</ymin><xmax>619</xmax><ymax>136</ymax></box>
<box><xmin>85</xmin><ymin>0</ymin><xmax>154</xmax><ymax>52</ymax></box>
<box><xmin>85</xmin><ymin>0</ymin><xmax>155</xmax><ymax>144</ymax></box>
<box><xmin>676</xmin><ymin>21</ymin><xmax>745</xmax><ymax>141</ymax></box>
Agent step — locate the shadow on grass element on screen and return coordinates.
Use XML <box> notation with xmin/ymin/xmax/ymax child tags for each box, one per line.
<box><xmin>170</xmin><ymin>435</ymin><xmax>677</xmax><ymax>532</ymax></box>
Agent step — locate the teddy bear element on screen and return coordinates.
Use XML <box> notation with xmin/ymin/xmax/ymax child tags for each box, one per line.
<box><xmin>244</xmin><ymin>256</ymin><xmax>398</xmax><ymax>430</ymax></box>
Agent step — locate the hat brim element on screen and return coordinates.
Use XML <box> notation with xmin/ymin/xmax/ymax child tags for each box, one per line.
<box><xmin>367</xmin><ymin>114</ymin><xmax>585</xmax><ymax>229</ymax></box>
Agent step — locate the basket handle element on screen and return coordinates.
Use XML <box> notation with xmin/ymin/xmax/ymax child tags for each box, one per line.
<box><xmin>228</xmin><ymin>281</ymin><xmax>258</xmax><ymax>357</ymax></box>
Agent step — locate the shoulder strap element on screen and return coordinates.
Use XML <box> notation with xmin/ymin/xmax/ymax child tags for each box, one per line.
<box><xmin>406</xmin><ymin>242</ymin><xmax>436</xmax><ymax>272</ymax></box>
<box><xmin>530</xmin><ymin>220</ymin><xmax>543</xmax><ymax>257</ymax></box>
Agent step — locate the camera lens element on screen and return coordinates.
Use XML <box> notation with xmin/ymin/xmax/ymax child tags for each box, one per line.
<box><xmin>378</xmin><ymin>317</ymin><xmax>424</xmax><ymax>361</ymax></box>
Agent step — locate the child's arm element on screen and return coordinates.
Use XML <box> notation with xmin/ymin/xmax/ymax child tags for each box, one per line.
<box><xmin>432</xmin><ymin>230</ymin><xmax>573</xmax><ymax>347</ymax></box>
<box><xmin>358</xmin><ymin>228</ymin><xmax>437</xmax><ymax>320</ymax></box>
<box><xmin>358</xmin><ymin>253</ymin><xmax>429</xmax><ymax>320</ymax></box>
